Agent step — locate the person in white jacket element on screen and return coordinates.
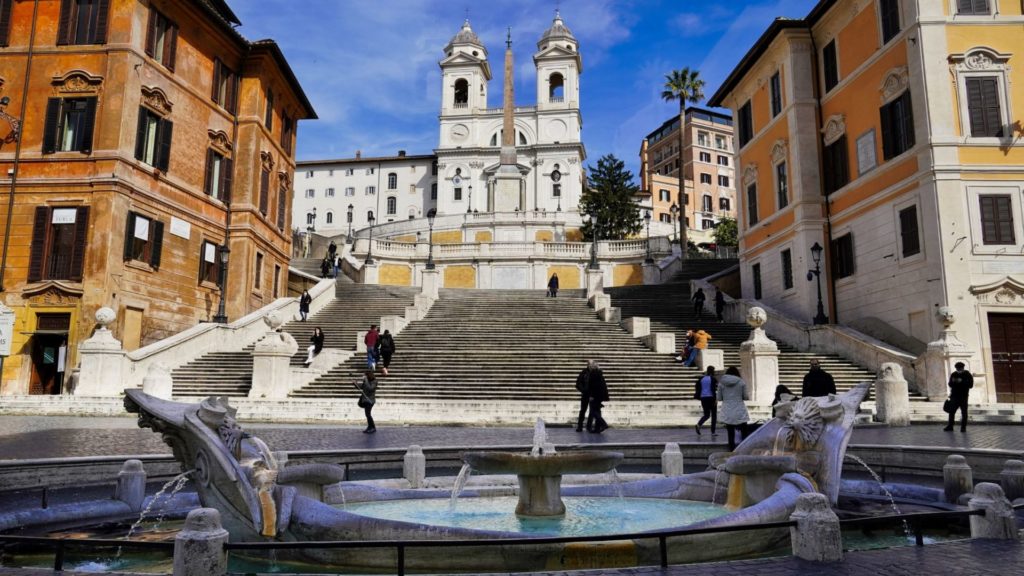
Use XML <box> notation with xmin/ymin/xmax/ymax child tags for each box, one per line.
<box><xmin>716</xmin><ymin>366</ymin><xmax>750</xmax><ymax>451</ymax></box>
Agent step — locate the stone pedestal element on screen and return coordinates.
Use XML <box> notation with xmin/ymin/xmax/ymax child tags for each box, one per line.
<box><xmin>420</xmin><ymin>269</ymin><xmax>440</xmax><ymax>299</ymax></box>
<box><xmin>621</xmin><ymin>317</ymin><xmax>650</xmax><ymax>338</ymax></box>
<box><xmin>944</xmin><ymin>454</ymin><xmax>973</xmax><ymax>504</ymax></box>
<box><xmin>115</xmin><ymin>459</ymin><xmax>147</xmax><ymax>512</ymax></box>
<box><xmin>920</xmin><ymin>307</ymin><xmax>975</xmax><ymax>401</ymax></box>
<box><xmin>380</xmin><ymin>315</ymin><xmax>407</xmax><ymax>336</ymax></box>
<box><xmin>642</xmin><ymin>262</ymin><xmax>658</xmax><ymax>285</ymax></box>
<box><xmin>142</xmin><ymin>363</ymin><xmax>173</xmax><ymax>400</ymax></box>
<box><xmin>76</xmin><ymin>307</ymin><xmax>127</xmax><ymax>396</ymax></box>
<box><xmin>698</xmin><ymin>349</ymin><xmax>724</xmax><ymax>371</ymax></box>
<box><xmin>362</xmin><ymin>262</ymin><xmax>379</xmax><ymax>285</ymax></box>
<box><xmin>968</xmin><ymin>483</ymin><xmax>1019</xmax><ymax>540</ymax></box>
<box><xmin>642</xmin><ymin>332</ymin><xmax>676</xmax><ymax>354</ymax></box>
<box><xmin>516</xmin><ymin>475</ymin><xmax>565</xmax><ymax>516</ymax></box>
<box><xmin>661</xmin><ymin>443</ymin><xmax>684</xmax><ymax>477</ymax></box>
<box><xmin>598</xmin><ymin>306</ymin><xmax>621</xmax><ymax>323</ymax></box>
<box><xmin>404</xmin><ymin>445</ymin><xmax>426</xmax><ymax>489</ymax></box>
<box><xmin>590</xmin><ymin>292</ymin><xmax>610</xmax><ymax>312</ymax></box>
<box><xmin>585</xmin><ymin>269</ymin><xmax>604</xmax><ymax>299</ymax></box>
<box><xmin>249</xmin><ymin>313</ymin><xmax>299</xmax><ymax>400</ymax></box>
<box><xmin>1000</xmin><ymin>460</ymin><xmax>1024</xmax><ymax>501</ymax></box>
<box><xmin>789</xmin><ymin>493</ymin><xmax>842</xmax><ymax>562</ymax></box>
<box><xmin>738</xmin><ymin>307</ymin><xmax>779</xmax><ymax>407</ymax></box>
<box><xmin>493</xmin><ymin>173</ymin><xmax>523</xmax><ymax>212</ymax></box>
<box><xmin>874</xmin><ymin>362</ymin><xmax>910</xmax><ymax>426</ymax></box>
<box><xmin>174</xmin><ymin>508</ymin><xmax>229</xmax><ymax>576</ymax></box>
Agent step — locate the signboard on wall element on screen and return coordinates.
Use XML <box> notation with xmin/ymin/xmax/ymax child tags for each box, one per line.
<box><xmin>0</xmin><ymin>303</ymin><xmax>15</xmax><ymax>357</ymax></box>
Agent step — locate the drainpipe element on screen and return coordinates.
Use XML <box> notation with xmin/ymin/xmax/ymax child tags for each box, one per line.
<box><xmin>0</xmin><ymin>0</ymin><xmax>41</xmax><ymax>293</ymax></box>
<box><xmin>808</xmin><ymin>30</ymin><xmax>838</xmax><ymax>324</ymax></box>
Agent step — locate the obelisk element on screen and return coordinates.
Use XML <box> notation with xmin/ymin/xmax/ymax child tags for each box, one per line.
<box><xmin>493</xmin><ymin>28</ymin><xmax>524</xmax><ymax>212</ymax></box>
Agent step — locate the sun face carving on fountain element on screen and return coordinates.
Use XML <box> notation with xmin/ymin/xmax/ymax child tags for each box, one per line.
<box><xmin>778</xmin><ymin>397</ymin><xmax>824</xmax><ymax>452</ymax></box>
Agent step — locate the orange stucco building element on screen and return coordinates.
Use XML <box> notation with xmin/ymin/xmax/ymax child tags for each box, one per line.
<box><xmin>0</xmin><ymin>0</ymin><xmax>315</xmax><ymax>394</ymax></box>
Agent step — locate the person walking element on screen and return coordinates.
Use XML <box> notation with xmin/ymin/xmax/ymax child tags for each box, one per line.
<box><xmin>364</xmin><ymin>325</ymin><xmax>380</xmax><ymax>371</ymax></box>
<box><xmin>333</xmin><ymin>254</ymin><xmax>341</xmax><ymax>279</ymax></box>
<box><xmin>801</xmin><ymin>359</ymin><xmax>836</xmax><ymax>397</ymax></box>
<box><xmin>354</xmin><ymin>370</ymin><xmax>377</xmax><ymax>433</ymax></box>
<box><xmin>693</xmin><ymin>366</ymin><xmax>717</xmax><ymax>436</ymax></box>
<box><xmin>684</xmin><ymin>329</ymin><xmax>712</xmax><ymax>367</ymax></box>
<box><xmin>714</xmin><ymin>288</ymin><xmax>726</xmax><ymax>323</ymax></box>
<box><xmin>574</xmin><ymin>360</ymin><xmax>593</xmax><ymax>432</ymax></box>
<box><xmin>378</xmin><ymin>329</ymin><xmax>396</xmax><ymax>376</ymax></box>
<box><xmin>692</xmin><ymin>287</ymin><xmax>706</xmax><ymax>319</ymax></box>
<box><xmin>717</xmin><ymin>367</ymin><xmax>750</xmax><ymax>451</ymax></box>
<box><xmin>298</xmin><ymin>289</ymin><xmax>312</xmax><ymax>322</ymax></box>
<box><xmin>327</xmin><ymin>240</ymin><xmax>337</xmax><ymax>261</ymax></box>
<box><xmin>585</xmin><ymin>361</ymin><xmax>610</xmax><ymax>433</ymax></box>
<box><xmin>305</xmin><ymin>327</ymin><xmax>325</xmax><ymax>364</ymax></box>
<box><xmin>547</xmin><ymin>273</ymin><xmax>560</xmax><ymax>298</ymax></box>
<box><xmin>944</xmin><ymin>362</ymin><xmax>973</xmax><ymax>432</ymax></box>
<box><xmin>319</xmin><ymin>258</ymin><xmax>330</xmax><ymax>279</ymax></box>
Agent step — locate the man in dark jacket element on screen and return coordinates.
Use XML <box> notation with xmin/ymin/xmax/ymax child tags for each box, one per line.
<box><xmin>377</xmin><ymin>330</ymin><xmax>396</xmax><ymax>376</ymax></box>
<box><xmin>586</xmin><ymin>361</ymin><xmax>610</xmax><ymax>433</ymax></box>
<box><xmin>801</xmin><ymin>359</ymin><xmax>836</xmax><ymax>397</ymax></box>
<box><xmin>574</xmin><ymin>361</ymin><xmax>592</xmax><ymax>432</ymax></box>
<box><xmin>944</xmin><ymin>362</ymin><xmax>974</xmax><ymax>432</ymax></box>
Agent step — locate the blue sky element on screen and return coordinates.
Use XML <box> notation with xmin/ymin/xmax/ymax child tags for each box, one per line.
<box><xmin>230</xmin><ymin>0</ymin><xmax>818</xmax><ymax>178</ymax></box>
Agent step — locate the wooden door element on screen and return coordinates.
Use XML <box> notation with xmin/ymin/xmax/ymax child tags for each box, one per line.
<box><xmin>989</xmin><ymin>313</ymin><xmax>1024</xmax><ymax>403</ymax></box>
<box><xmin>29</xmin><ymin>335</ymin><xmax>61</xmax><ymax>395</ymax></box>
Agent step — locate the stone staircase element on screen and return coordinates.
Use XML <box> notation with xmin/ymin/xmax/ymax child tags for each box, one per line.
<box><xmin>169</xmin><ymin>283</ymin><xmax>419</xmax><ymax>397</ymax></box>
<box><xmin>290</xmin><ymin>257</ymin><xmax>351</xmax><ymax>283</ymax></box>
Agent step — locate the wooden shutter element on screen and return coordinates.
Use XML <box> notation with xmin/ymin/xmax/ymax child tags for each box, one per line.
<box><xmin>156</xmin><ymin>118</ymin><xmax>173</xmax><ymax>172</ymax></box>
<box><xmin>980</xmin><ymin>195</ymin><xmax>1015</xmax><ymax>244</ymax></box>
<box><xmin>211</xmin><ymin>59</ymin><xmax>222</xmax><ymax>102</ymax></box>
<box><xmin>197</xmin><ymin>242</ymin><xmax>205</xmax><ymax>282</ymax></box>
<box><xmin>259</xmin><ymin>169</ymin><xmax>269</xmax><ymax>215</ymax></box>
<box><xmin>80</xmin><ymin>97</ymin><xmax>97</xmax><ymax>154</ymax></box>
<box><xmin>226</xmin><ymin>69</ymin><xmax>237</xmax><ymax>114</ymax></box>
<box><xmin>134</xmin><ymin>108</ymin><xmax>147</xmax><ymax>160</ymax></box>
<box><xmin>149</xmin><ymin>220</ymin><xmax>164</xmax><ymax>269</ymax></box>
<box><xmin>823</xmin><ymin>41</ymin><xmax>838</xmax><ymax>91</ymax></box>
<box><xmin>899</xmin><ymin>91</ymin><xmax>915</xmax><ymax>151</ymax></box>
<box><xmin>204</xmin><ymin>149</ymin><xmax>215</xmax><ymax>196</ymax></box>
<box><xmin>222</xmin><ymin>158</ymin><xmax>233</xmax><ymax>204</ymax></box>
<box><xmin>56</xmin><ymin>0</ymin><xmax>73</xmax><ymax>45</ymax></box>
<box><xmin>879</xmin><ymin>102</ymin><xmax>893</xmax><ymax>160</ymax></box>
<box><xmin>264</xmin><ymin>89</ymin><xmax>274</xmax><ymax>129</ymax></box>
<box><xmin>144</xmin><ymin>7</ymin><xmax>156</xmax><ymax>56</ymax></box>
<box><xmin>0</xmin><ymin>0</ymin><xmax>13</xmax><ymax>47</ymax></box>
<box><xmin>28</xmin><ymin>206</ymin><xmax>49</xmax><ymax>282</ymax></box>
<box><xmin>70</xmin><ymin>206</ymin><xmax>89</xmax><ymax>280</ymax></box>
<box><xmin>165</xmin><ymin>24</ymin><xmax>177</xmax><ymax>71</ymax></box>
<box><xmin>123</xmin><ymin>212</ymin><xmax>135</xmax><ymax>260</ymax></box>
<box><xmin>93</xmin><ymin>0</ymin><xmax>110</xmax><ymax>44</ymax></box>
<box><xmin>276</xmin><ymin>180</ymin><xmax>287</xmax><ymax>229</ymax></box>
<box><xmin>42</xmin><ymin>98</ymin><xmax>61</xmax><ymax>154</ymax></box>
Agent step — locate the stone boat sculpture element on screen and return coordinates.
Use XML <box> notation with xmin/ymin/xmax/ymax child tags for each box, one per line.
<box><xmin>125</xmin><ymin>381</ymin><xmax>871</xmax><ymax>572</ymax></box>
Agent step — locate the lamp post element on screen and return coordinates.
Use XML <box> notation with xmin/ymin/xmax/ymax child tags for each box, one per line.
<box><xmin>212</xmin><ymin>244</ymin><xmax>231</xmax><ymax>323</ymax></box>
<box><xmin>644</xmin><ymin>209</ymin><xmax>654</xmax><ymax>263</ymax></box>
<box><xmin>346</xmin><ymin>203</ymin><xmax>353</xmax><ymax>241</ymax></box>
<box><xmin>587</xmin><ymin>212</ymin><xmax>599</xmax><ymax>270</ymax></box>
<box><xmin>808</xmin><ymin>241</ymin><xmax>829</xmax><ymax>325</ymax></box>
<box><xmin>669</xmin><ymin>203</ymin><xmax>679</xmax><ymax>243</ymax></box>
<box><xmin>426</xmin><ymin>208</ymin><xmax>437</xmax><ymax>270</ymax></box>
<box><xmin>365</xmin><ymin>212</ymin><xmax>376</xmax><ymax>265</ymax></box>
<box><xmin>467</xmin><ymin>184</ymin><xmax>473</xmax><ymax>213</ymax></box>
<box><xmin>306</xmin><ymin>206</ymin><xmax>316</xmax><ymax>233</ymax></box>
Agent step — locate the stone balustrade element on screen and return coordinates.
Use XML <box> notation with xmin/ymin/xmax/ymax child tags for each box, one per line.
<box><xmin>353</xmin><ymin>237</ymin><xmax>673</xmax><ymax>263</ymax></box>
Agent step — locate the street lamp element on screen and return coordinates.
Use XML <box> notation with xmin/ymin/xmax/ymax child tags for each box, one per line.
<box><xmin>669</xmin><ymin>203</ymin><xmax>679</xmax><ymax>243</ymax></box>
<box><xmin>644</xmin><ymin>209</ymin><xmax>654</xmax><ymax>263</ymax></box>
<box><xmin>678</xmin><ymin>191</ymin><xmax>689</xmax><ymax>260</ymax></box>
<box><xmin>346</xmin><ymin>203</ymin><xmax>354</xmax><ymax>241</ymax></box>
<box><xmin>426</xmin><ymin>208</ymin><xmax>437</xmax><ymax>270</ymax></box>
<box><xmin>306</xmin><ymin>207</ymin><xmax>317</xmax><ymax>233</ymax></box>
<box><xmin>212</xmin><ymin>244</ymin><xmax>231</xmax><ymax>323</ymax></box>
<box><xmin>365</xmin><ymin>212</ymin><xmax>376</xmax><ymax>265</ymax></box>
<box><xmin>807</xmin><ymin>241</ymin><xmax>829</xmax><ymax>325</ymax></box>
<box><xmin>467</xmin><ymin>184</ymin><xmax>473</xmax><ymax>213</ymax></box>
<box><xmin>587</xmin><ymin>212</ymin><xmax>599</xmax><ymax>270</ymax></box>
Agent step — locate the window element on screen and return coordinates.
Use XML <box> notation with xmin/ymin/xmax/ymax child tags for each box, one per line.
<box><xmin>365</xmin><ymin>185</ymin><xmax>375</xmax><ymax>196</ymax></box>
<box><xmin>699</xmin><ymin>152</ymin><xmax>711</xmax><ymax>163</ymax></box>
<box><xmin>258</xmin><ymin>168</ymin><xmax>270</xmax><ymax>216</ymax></box>
<box><xmin>770</xmin><ymin>71</ymin><xmax>782</xmax><ymax>117</ymax></box>
<box><xmin>264</xmin><ymin>89</ymin><xmax>274</xmax><ymax>130</ymax></box>
<box><xmin>273</xmin><ymin>265</ymin><xmax>281</xmax><ymax>297</ymax></box>
<box><xmin>822</xmin><ymin>136</ymin><xmax>848</xmax><ymax>194</ymax></box>
<box><xmin>659</xmin><ymin>189</ymin><xmax>670</xmax><ymax>202</ymax></box>
<box><xmin>345</xmin><ymin>169</ymin><xmax>354</xmax><ymax>176</ymax></box>
<box><xmin>823</xmin><ymin>40</ymin><xmax>839</xmax><ymax>92</ymax></box>
<box><xmin>203</xmin><ymin>150</ymin><xmax>233</xmax><ymax>202</ymax></box>
<box><xmin>519</xmin><ymin>132</ymin><xmax>527</xmax><ymax>146</ymax></box>
<box><xmin>430</xmin><ymin>183</ymin><xmax>437</xmax><ymax>200</ymax></box>
<box><xmin>454</xmin><ymin>78</ymin><xmax>469</xmax><ymax>106</ymax></box>
<box><xmin>42</xmin><ymin>97</ymin><xmax>97</xmax><ymax>154</ymax></box>
<box><xmin>305</xmin><ymin>170</ymin><xmax>314</xmax><ymax>178</ymax></box>
<box><xmin>718</xmin><ymin>175</ymin><xmax>730</xmax><ymax>188</ymax></box>
<box><xmin>0</xmin><ymin>0</ymin><xmax>13</xmax><ymax>46</ymax></box>
<box><xmin>326</xmin><ymin>212</ymin><xmax>334</xmax><ymax>224</ymax></box>
<box><xmin>280</xmin><ymin>115</ymin><xmax>292</xmax><ymax>152</ymax></box>
<box><xmin>549</xmin><ymin>72</ymin><xmax>564</xmax><ymax>101</ymax></box>
<box><xmin>700</xmin><ymin>173</ymin><xmax>712</xmax><ymax>185</ymax></box>
<box><xmin>697</xmin><ymin>132</ymin><xmax>708</xmax><ymax>147</ymax></box>
<box><xmin>454</xmin><ymin>187</ymin><xmax>462</xmax><ymax>201</ymax></box>
<box><xmin>57</xmin><ymin>0</ymin><xmax>110</xmax><ymax>45</ymax></box>
<box><xmin>345</xmin><ymin>187</ymin><xmax>355</xmax><ymax>196</ymax></box>
<box><xmin>702</xmin><ymin>195</ymin><xmax>712</xmax><ymax>212</ymax></box>
<box><xmin>737</xmin><ymin>101</ymin><xmax>753</xmax><ymax>147</ymax></box>
<box><xmin>145</xmin><ymin>7</ymin><xmax>177</xmax><ymax>70</ymax></box>
<box><xmin>880</xmin><ymin>90</ymin><xmax>915</xmax><ymax>160</ymax></box>
<box><xmin>254</xmin><ymin>253</ymin><xmax>263</xmax><ymax>290</ymax></box>
<box><xmin>979</xmin><ymin>195</ymin><xmax>1015</xmax><ymax>245</ymax></box>
<box><xmin>965</xmin><ymin>77</ymin><xmax>1003</xmax><ymax>137</ymax></box>
<box><xmin>387</xmin><ymin>172</ymin><xmax>397</xmax><ymax>189</ymax></box>
<box><xmin>956</xmin><ymin>0</ymin><xmax>991</xmax><ymax>14</ymax></box>
<box><xmin>781</xmin><ymin>249</ymin><xmax>793</xmax><ymax>290</ymax></box>
<box><xmin>211</xmin><ymin>59</ymin><xmax>237</xmax><ymax>114</ymax></box>
<box><xmin>306</xmin><ymin>212</ymin><xmax>315</xmax><ymax>225</ymax></box>
<box><xmin>702</xmin><ymin>219</ymin><xmax>714</xmax><ymax>230</ymax></box>
<box><xmin>123</xmin><ymin>212</ymin><xmax>164</xmax><ymax>269</ymax></box>
<box><xmin>660</xmin><ymin>214</ymin><xmax>671</xmax><ymax>223</ymax></box>
<box><xmin>27</xmin><ymin>206</ymin><xmax>89</xmax><ymax>282</ymax></box>
<box><xmin>134</xmin><ymin>106</ymin><xmax>173</xmax><ymax>171</ymax></box>
<box><xmin>304</xmin><ymin>189</ymin><xmax>314</xmax><ymax>198</ymax></box>
<box><xmin>776</xmin><ymin>161</ymin><xmax>788</xmax><ymax>209</ymax></box>
<box><xmin>747</xmin><ymin>183</ymin><xmax>758</xmax><ymax>226</ymax></box>
<box><xmin>879</xmin><ymin>0</ymin><xmax>900</xmax><ymax>43</ymax></box>
<box><xmin>199</xmin><ymin>240</ymin><xmax>221</xmax><ymax>284</ymax></box>
<box><xmin>899</xmin><ymin>205</ymin><xmax>921</xmax><ymax>257</ymax></box>
<box><xmin>386</xmin><ymin>196</ymin><xmax>397</xmax><ymax>215</ymax></box>
<box><xmin>366</xmin><ymin>167</ymin><xmax>375</xmax><ymax>175</ymax></box>
<box><xmin>717</xmin><ymin>155</ymin><xmax>729</xmax><ymax>167</ymax></box>
<box><xmin>831</xmin><ymin>233</ymin><xmax>855</xmax><ymax>278</ymax></box>
<box><xmin>366</xmin><ymin>210</ymin><xmax>374</xmax><ymax>222</ymax></box>
<box><xmin>553</xmin><ymin>183</ymin><xmax>561</xmax><ymax>198</ymax></box>
<box><xmin>326</xmin><ymin>187</ymin><xmax>335</xmax><ymax>197</ymax></box>
<box><xmin>719</xmin><ymin>197</ymin><xmax>731</xmax><ymax>211</ymax></box>
<box><xmin>715</xmin><ymin>135</ymin><xmax>727</xmax><ymax>150</ymax></box>
<box><xmin>752</xmin><ymin>263</ymin><xmax>762</xmax><ymax>299</ymax></box>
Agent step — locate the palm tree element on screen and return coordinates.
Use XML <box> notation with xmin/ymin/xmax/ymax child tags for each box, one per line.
<box><xmin>661</xmin><ymin>68</ymin><xmax>705</xmax><ymax>259</ymax></box>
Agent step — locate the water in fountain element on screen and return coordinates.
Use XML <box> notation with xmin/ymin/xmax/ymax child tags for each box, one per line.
<box><xmin>449</xmin><ymin>463</ymin><xmax>472</xmax><ymax>510</ymax></box>
<box><xmin>844</xmin><ymin>453</ymin><xmax>908</xmax><ymax>536</ymax></box>
<box><xmin>125</xmin><ymin>470</ymin><xmax>194</xmax><ymax>542</ymax></box>
<box><xmin>150</xmin><ymin>473</ymin><xmax>191</xmax><ymax>531</ymax></box>
<box><xmin>530</xmin><ymin>418</ymin><xmax>552</xmax><ymax>457</ymax></box>
<box><xmin>607</xmin><ymin>469</ymin><xmax>624</xmax><ymax>500</ymax></box>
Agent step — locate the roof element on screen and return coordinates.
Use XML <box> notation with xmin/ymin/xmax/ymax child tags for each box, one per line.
<box><xmin>296</xmin><ymin>154</ymin><xmax>437</xmax><ymax>167</ymax></box>
<box><xmin>538</xmin><ymin>12</ymin><xmax>576</xmax><ymax>46</ymax></box>
<box><xmin>644</xmin><ymin>106</ymin><xmax>732</xmax><ymax>142</ymax></box>
<box><xmin>446</xmin><ymin>20</ymin><xmax>485</xmax><ymax>51</ymax></box>
<box><xmin>250</xmin><ymin>40</ymin><xmax>317</xmax><ymax>119</ymax></box>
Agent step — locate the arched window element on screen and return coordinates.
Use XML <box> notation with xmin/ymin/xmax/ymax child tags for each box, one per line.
<box><xmin>518</xmin><ymin>131</ymin><xmax>527</xmax><ymax>146</ymax></box>
<box><xmin>387</xmin><ymin>172</ymin><xmax>397</xmax><ymax>190</ymax></box>
<box><xmin>367</xmin><ymin>210</ymin><xmax>374</xmax><ymax>222</ymax></box>
<box><xmin>549</xmin><ymin>72</ymin><xmax>564</xmax><ymax>102</ymax></box>
<box><xmin>306</xmin><ymin>212</ymin><xmax>315</xmax><ymax>225</ymax></box>
<box><xmin>386</xmin><ymin>196</ymin><xmax>397</xmax><ymax>215</ymax></box>
<box><xmin>408</xmin><ymin>207</ymin><xmax>417</xmax><ymax>219</ymax></box>
<box><xmin>454</xmin><ymin>79</ymin><xmax>468</xmax><ymax>106</ymax></box>
<box><xmin>326</xmin><ymin>211</ymin><xmax>334</xmax><ymax>224</ymax></box>
<box><xmin>490</xmin><ymin>133</ymin><xmax>498</xmax><ymax>147</ymax></box>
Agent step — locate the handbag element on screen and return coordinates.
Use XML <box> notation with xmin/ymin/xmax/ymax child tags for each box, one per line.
<box><xmin>942</xmin><ymin>398</ymin><xmax>954</xmax><ymax>414</ymax></box>
<box><xmin>358</xmin><ymin>395</ymin><xmax>374</xmax><ymax>408</ymax></box>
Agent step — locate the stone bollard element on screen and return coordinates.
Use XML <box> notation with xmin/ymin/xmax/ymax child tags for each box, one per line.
<box><xmin>873</xmin><ymin>363</ymin><xmax>910</xmax><ymax>426</ymax></box>
<box><xmin>142</xmin><ymin>363</ymin><xmax>174</xmax><ymax>400</ymax></box>
<box><xmin>661</xmin><ymin>443</ymin><xmax>684</xmax><ymax>477</ymax></box>
<box><xmin>114</xmin><ymin>459</ymin><xmax>147</xmax><ymax>512</ymax></box>
<box><xmin>173</xmin><ymin>508</ymin><xmax>229</xmax><ymax>576</ymax></box>
<box><xmin>943</xmin><ymin>454</ymin><xmax>973</xmax><ymax>504</ymax></box>
<box><xmin>738</xmin><ymin>307</ymin><xmax>780</xmax><ymax>407</ymax></box>
<box><xmin>1000</xmin><ymin>460</ymin><xmax>1024</xmax><ymax>501</ymax></box>
<box><xmin>789</xmin><ymin>492</ymin><xmax>842</xmax><ymax>562</ymax></box>
<box><xmin>968</xmin><ymin>483</ymin><xmax>1019</xmax><ymax>540</ymax></box>
<box><xmin>404</xmin><ymin>445</ymin><xmax>426</xmax><ymax>489</ymax></box>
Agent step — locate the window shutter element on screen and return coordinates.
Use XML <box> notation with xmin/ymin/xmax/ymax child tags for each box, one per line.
<box><xmin>226</xmin><ymin>71</ymin><xmax>237</xmax><ymax>114</ymax></box>
<box><xmin>42</xmin><ymin>98</ymin><xmax>61</xmax><ymax>154</ymax></box>
<box><xmin>156</xmin><ymin>118</ymin><xmax>173</xmax><ymax>172</ymax></box>
<box><xmin>165</xmin><ymin>24</ymin><xmax>177</xmax><ymax>71</ymax></box>
<box><xmin>264</xmin><ymin>90</ymin><xmax>274</xmax><ymax>130</ymax></box>
<box><xmin>144</xmin><ymin>7</ymin><xmax>156</xmax><ymax>56</ymax></box>
<box><xmin>56</xmin><ymin>0</ymin><xmax>72</xmax><ymax>45</ymax></box>
<box><xmin>277</xmin><ymin>182</ymin><xmax>287</xmax><ymax>229</ymax></box>
<box><xmin>957</xmin><ymin>0</ymin><xmax>973</xmax><ymax>11</ymax></box>
<box><xmin>70</xmin><ymin>206</ymin><xmax>89</xmax><ymax>280</ymax></box>
<box><xmin>211</xmin><ymin>59</ymin><xmax>221</xmax><ymax>102</ymax></box>
<box><xmin>0</xmin><ymin>0</ymin><xmax>13</xmax><ymax>47</ymax></box>
<box><xmin>149</xmin><ymin>220</ymin><xmax>164</xmax><ymax>269</ymax></box>
<box><xmin>203</xmin><ymin>149</ymin><xmax>215</xmax><ymax>196</ymax></box>
<box><xmin>134</xmin><ymin>108</ymin><xmax>147</xmax><ymax>160</ymax></box>
<box><xmin>93</xmin><ymin>0</ymin><xmax>110</xmax><ymax>44</ymax></box>
<box><xmin>981</xmin><ymin>77</ymin><xmax>1002</xmax><ymax>137</ymax></box>
<box><xmin>80</xmin><ymin>97</ymin><xmax>97</xmax><ymax>154</ymax></box>
<box><xmin>259</xmin><ymin>169</ymin><xmax>269</xmax><ymax>215</ymax></box>
<box><xmin>197</xmin><ymin>242</ymin><xmax>205</xmax><ymax>282</ymax></box>
<box><xmin>28</xmin><ymin>206</ymin><xmax>49</xmax><ymax>282</ymax></box>
<box><xmin>222</xmin><ymin>158</ymin><xmax>233</xmax><ymax>204</ymax></box>
<box><xmin>900</xmin><ymin>91</ymin><xmax>915</xmax><ymax>151</ymax></box>
<box><xmin>879</xmin><ymin>103</ymin><xmax>893</xmax><ymax>160</ymax></box>
<box><xmin>123</xmin><ymin>212</ymin><xmax>135</xmax><ymax>260</ymax></box>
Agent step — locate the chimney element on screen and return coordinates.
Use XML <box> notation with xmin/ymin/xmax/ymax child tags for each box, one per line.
<box><xmin>398</xmin><ymin>150</ymin><xmax>406</xmax><ymax>157</ymax></box>
<box><xmin>355</xmin><ymin>150</ymin><xmax>361</xmax><ymax>159</ymax></box>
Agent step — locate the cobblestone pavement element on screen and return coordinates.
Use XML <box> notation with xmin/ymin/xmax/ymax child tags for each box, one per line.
<box><xmin>1</xmin><ymin>415</ymin><xmax>1023</xmax><ymax>460</ymax></box>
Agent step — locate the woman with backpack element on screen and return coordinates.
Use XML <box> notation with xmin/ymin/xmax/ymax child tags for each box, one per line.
<box><xmin>378</xmin><ymin>330</ymin><xmax>396</xmax><ymax>376</ymax></box>
<box><xmin>354</xmin><ymin>370</ymin><xmax>377</xmax><ymax>433</ymax></box>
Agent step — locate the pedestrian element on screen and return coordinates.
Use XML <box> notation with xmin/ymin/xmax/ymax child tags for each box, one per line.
<box><xmin>305</xmin><ymin>327</ymin><xmax>324</xmax><ymax>364</ymax></box>
<box><xmin>676</xmin><ymin>329</ymin><xmax>696</xmax><ymax>363</ymax></box>
<box><xmin>320</xmin><ymin>258</ymin><xmax>330</xmax><ymax>278</ymax></box>
<box><xmin>714</xmin><ymin>288</ymin><xmax>726</xmax><ymax>322</ymax></box>
<box><xmin>585</xmin><ymin>361</ymin><xmax>610</xmax><ymax>433</ymax></box>
<box><xmin>692</xmin><ymin>287</ymin><xmax>706</xmax><ymax>319</ymax></box>
<box><xmin>574</xmin><ymin>360</ymin><xmax>593</xmax><ymax>432</ymax></box>
<box><xmin>328</xmin><ymin>240</ymin><xmax>337</xmax><ymax>261</ymax></box>
<box><xmin>354</xmin><ymin>370</ymin><xmax>377</xmax><ymax>433</ymax></box>
<box><xmin>771</xmin><ymin>385</ymin><xmax>798</xmax><ymax>418</ymax></box>
<box><xmin>547</xmin><ymin>273</ymin><xmax>559</xmax><ymax>298</ymax></box>
<box><xmin>694</xmin><ymin>366</ymin><xmax>717</xmax><ymax>436</ymax></box>
<box><xmin>298</xmin><ymin>289</ymin><xmax>312</xmax><ymax>322</ymax></box>
<box><xmin>801</xmin><ymin>359</ymin><xmax>836</xmax><ymax>397</ymax></box>
<box><xmin>364</xmin><ymin>324</ymin><xmax>380</xmax><ymax>371</ymax></box>
<box><xmin>378</xmin><ymin>329</ymin><xmax>395</xmax><ymax>376</ymax></box>
<box><xmin>944</xmin><ymin>362</ymin><xmax>973</xmax><ymax>432</ymax></box>
<box><xmin>717</xmin><ymin>367</ymin><xmax>750</xmax><ymax>451</ymax></box>
<box><xmin>333</xmin><ymin>254</ymin><xmax>341</xmax><ymax>279</ymax></box>
<box><xmin>684</xmin><ymin>329</ymin><xmax>712</xmax><ymax>367</ymax></box>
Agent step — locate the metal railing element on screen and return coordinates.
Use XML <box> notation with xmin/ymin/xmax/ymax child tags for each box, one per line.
<box><xmin>839</xmin><ymin>508</ymin><xmax>985</xmax><ymax>547</ymax></box>
<box><xmin>0</xmin><ymin>535</ymin><xmax>173</xmax><ymax>572</ymax></box>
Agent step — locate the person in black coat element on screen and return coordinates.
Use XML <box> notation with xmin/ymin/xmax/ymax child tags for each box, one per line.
<box><xmin>547</xmin><ymin>273</ymin><xmax>559</xmax><ymax>297</ymax></box>
<box><xmin>585</xmin><ymin>361</ymin><xmax>610</xmax><ymax>433</ymax></box>
<box><xmin>694</xmin><ymin>366</ymin><xmax>717</xmax><ymax>435</ymax></box>
<box><xmin>801</xmin><ymin>359</ymin><xmax>836</xmax><ymax>397</ymax></box>
<box><xmin>944</xmin><ymin>362</ymin><xmax>974</xmax><ymax>432</ymax></box>
<box><xmin>378</xmin><ymin>330</ymin><xmax>396</xmax><ymax>376</ymax></box>
<box><xmin>299</xmin><ymin>290</ymin><xmax>312</xmax><ymax>322</ymax></box>
<box><xmin>714</xmin><ymin>288</ymin><xmax>726</xmax><ymax>322</ymax></box>
<box><xmin>305</xmin><ymin>327</ymin><xmax>324</xmax><ymax>364</ymax></box>
<box><xmin>574</xmin><ymin>361</ymin><xmax>593</xmax><ymax>432</ymax></box>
